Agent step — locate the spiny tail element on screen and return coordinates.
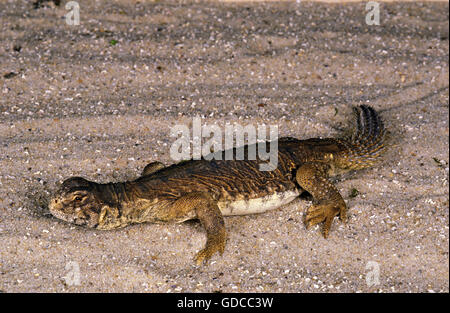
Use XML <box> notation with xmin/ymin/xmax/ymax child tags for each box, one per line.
<box><xmin>339</xmin><ymin>105</ymin><xmax>386</xmax><ymax>169</ymax></box>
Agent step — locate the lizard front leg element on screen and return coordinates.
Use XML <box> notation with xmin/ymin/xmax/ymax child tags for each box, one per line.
<box><xmin>170</xmin><ymin>192</ymin><xmax>227</xmax><ymax>265</ymax></box>
<box><xmin>296</xmin><ymin>162</ymin><xmax>347</xmax><ymax>238</ymax></box>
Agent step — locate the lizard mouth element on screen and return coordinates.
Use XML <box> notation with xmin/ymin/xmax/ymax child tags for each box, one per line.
<box><xmin>48</xmin><ymin>197</ymin><xmax>99</xmax><ymax>228</ymax></box>
<box><xmin>73</xmin><ymin>216</ymin><xmax>98</xmax><ymax>228</ymax></box>
<box><xmin>48</xmin><ymin>198</ymin><xmax>75</xmax><ymax>224</ymax></box>
<box><xmin>48</xmin><ymin>197</ymin><xmax>65</xmax><ymax>218</ymax></box>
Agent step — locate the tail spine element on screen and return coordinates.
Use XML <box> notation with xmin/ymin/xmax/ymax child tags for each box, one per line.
<box><xmin>339</xmin><ymin>105</ymin><xmax>386</xmax><ymax>169</ymax></box>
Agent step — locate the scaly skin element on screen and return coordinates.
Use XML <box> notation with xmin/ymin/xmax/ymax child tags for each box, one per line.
<box><xmin>49</xmin><ymin>105</ymin><xmax>386</xmax><ymax>265</ymax></box>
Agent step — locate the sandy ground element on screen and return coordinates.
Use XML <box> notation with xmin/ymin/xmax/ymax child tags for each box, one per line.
<box><xmin>0</xmin><ymin>0</ymin><xmax>448</xmax><ymax>293</ymax></box>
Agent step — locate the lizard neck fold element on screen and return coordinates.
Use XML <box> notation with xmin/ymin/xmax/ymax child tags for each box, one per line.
<box><xmin>94</xmin><ymin>181</ymin><xmax>167</xmax><ymax>229</ymax></box>
<box><xmin>93</xmin><ymin>182</ymin><xmax>134</xmax><ymax>229</ymax></box>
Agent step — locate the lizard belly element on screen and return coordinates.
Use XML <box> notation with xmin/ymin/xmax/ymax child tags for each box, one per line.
<box><xmin>218</xmin><ymin>189</ymin><xmax>300</xmax><ymax>216</ymax></box>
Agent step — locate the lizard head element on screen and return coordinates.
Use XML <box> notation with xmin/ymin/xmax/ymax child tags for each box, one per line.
<box><xmin>49</xmin><ymin>177</ymin><xmax>103</xmax><ymax>228</ymax></box>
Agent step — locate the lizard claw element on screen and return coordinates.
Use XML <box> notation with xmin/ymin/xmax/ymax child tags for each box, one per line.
<box><xmin>304</xmin><ymin>200</ymin><xmax>347</xmax><ymax>238</ymax></box>
<box><xmin>194</xmin><ymin>238</ymin><xmax>226</xmax><ymax>266</ymax></box>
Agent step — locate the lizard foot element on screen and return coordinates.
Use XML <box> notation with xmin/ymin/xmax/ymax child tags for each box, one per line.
<box><xmin>194</xmin><ymin>234</ymin><xmax>226</xmax><ymax>266</ymax></box>
<box><xmin>304</xmin><ymin>200</ymin><xmax>347</xmax><ymax>238</ymax></box>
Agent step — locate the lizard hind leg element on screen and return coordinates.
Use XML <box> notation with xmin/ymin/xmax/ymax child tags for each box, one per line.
<box><xmin>296</xmin><ymin>162</ymin><xmax>347</xmax><ymax>238</ymax></box>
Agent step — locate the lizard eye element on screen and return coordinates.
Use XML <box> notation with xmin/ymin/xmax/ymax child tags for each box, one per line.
<box><xmin>74</xmin><ymin>196</ymin><xmax>83</xmax><ymax>202</ymax></box>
